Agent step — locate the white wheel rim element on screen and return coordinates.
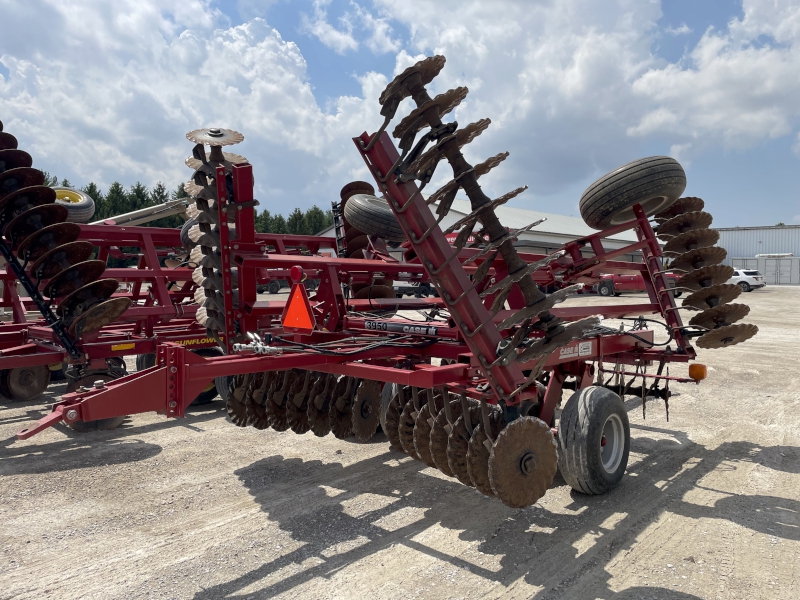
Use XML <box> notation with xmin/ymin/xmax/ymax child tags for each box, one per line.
<box><xmin>600</xmin><ymin>413</ymin><xmax>624</xmax><ymax>474</ymax></box>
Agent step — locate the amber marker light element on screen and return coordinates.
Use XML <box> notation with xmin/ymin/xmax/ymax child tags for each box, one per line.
<box><xmin>689</xmin><ymin>363</ymin><xmax>708</xmax><ymax>382</ymax></box>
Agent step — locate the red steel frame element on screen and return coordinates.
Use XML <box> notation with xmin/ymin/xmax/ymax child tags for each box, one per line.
<box><xmin>15</xmin><ymin>137</ymin><xmax>700</xmax><ymax>440</ymax></box>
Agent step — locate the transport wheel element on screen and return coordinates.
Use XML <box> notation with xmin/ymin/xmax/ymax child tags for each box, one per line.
<box><xmin>579</xmin><ymin>157</ymin><xmax>686</xmax><ymax>229</ymax></box>
<box><xmin>53</xmin><ymin>187</ymin><xmax>95</xmax><ymax>223</ymax></box>
<box><xmin>557</xmin><ymin>386</ymin><xmax>630</xmax><ymax>495</ymax></box>
<box><xmin>597</xmin><ymin>282</ymin><xmax>613</xmax><ymax>296</ymax></box>
<box><xmin>180</xmin><ymin>217</ymin><xmax>198</xmax><ymax>252</ymax></box>
<box><xmin>738</xmin><ymin>281</ymin><xmax>750</xmax><ymax>292</ymax></box>
<box><xmin>343</xmin><ymin>194</ymin><xmax>406</xmax><ymax>242</ymax></box>
<box><xmin>1</xmin><ymin>365</ymin><xmax>50</xmax><ymax>401</ymax></box>
<box><xmin>268</xmin><ymin>281</ymin><xmax>281</xmax><ymax>294</ymax></box>
<box><xmin>64</xmin><ymin>373</ymin><xmax>126</xmax><ymax>432</ymax></box>
<box><xmin>136</xmin><ymin>348</ymin><xmax>222</xmax><ymax>405</ymax></box>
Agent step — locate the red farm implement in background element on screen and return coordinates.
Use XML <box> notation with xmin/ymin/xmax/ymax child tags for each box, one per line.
<box><xmin>3</xmin><ymin>55</ymin><xmax>758</xmax><ymax>508</ymax></box>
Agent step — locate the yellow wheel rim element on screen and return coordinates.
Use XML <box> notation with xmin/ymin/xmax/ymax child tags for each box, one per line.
<box><xmin>55</xmin><ymin>189</ymin><xmax>82</xmax><ymax>204</ymax></box>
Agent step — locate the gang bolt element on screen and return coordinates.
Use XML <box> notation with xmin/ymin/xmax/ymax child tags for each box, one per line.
<box><xmin>66</xmin><ymin>409</ymin><xmax>78</xmax><ymax>421</ymax></box>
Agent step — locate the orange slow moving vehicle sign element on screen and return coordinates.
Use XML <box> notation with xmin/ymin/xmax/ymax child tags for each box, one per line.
<box><xmin>281</xmin><ymin>283</ymin><xmax>316</xmax><ymax>333</ymax></box>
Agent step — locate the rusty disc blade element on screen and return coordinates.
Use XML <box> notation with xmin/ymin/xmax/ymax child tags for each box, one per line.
<box><xmin>266</xmin><ymin>370</ymin><xmax>295</xmax><ymax>432</ymax></box>
<box><xmin>16</xmin><ymin>222</ymin><xmax>81</xmax><ymax>263</ymax></box>
<box><xmin>0</xmin><ymin>168</ymin><xmax>46</xmax><ymax>201</ymax></box>
<box><xmin>682</xmin><ymin>283</ymin><xmax>742</xmax><ymax>310</ymax></box>
<box><xmin>392</xmin><ymin>86</ymin><xmax>468</xmax><ymax>140</ymax></box>
<box><xmin>4</xmin><ymin>364</ymin><xmax>50</xmax><ymax>401</ymax></box>
<box><xmin>0</xmin><ymin>131</ymin><xmax>18</xmax><ymax>151</ymax></box>
<box><xmin>413</xmin><ymin>392</ymin><xmax>443</xmax><ymax>468</ymax></box>
<box><xmin>29</xmin><ymin>241</ymin><xmax>95</xmax><ymax>280</ymax></box>
<box><xmin>668</xmin><ymin>247</ymin><xmax>727</xmax><ymax>272</ymax></box>
<box><xmin>308</xmin><ymin>374</ymin><xmax>336</xmax><ymax>437</ymax></box>
<box><xmin>353</xmin><ymin>285</ymin><xmax>397</xmax><ymax>300</ymax></box>
<box><xmin>287</xmin><ymin>371</ymin><xmax>315</xmax><ymax>434</ymax></box>
<box><xmin>446</xmin><ymin>404</ymin><xmax>482</xmax><ymax>487</ymax></box>
<box><xmin>67</xmin><ymin>297</ymin><xmax>131</xmax><ymax>337</ymax></box>
<box><xmin>186</xmin><ymin>127</ymin><xmax>244</xmax><ymax>146</ymax></box>
<box><xmin>329</xmin><ymin>376</ymin><xmax>355</xmax><ymax>439</ymax></box>
<box><xmin>696</xmin><ymin>323</ymin><xmax>758</xmax><ymax>349</ymax></box>
<box><xmin>352</xmin><ymin>379</ymin><xmax>382</xmax><ymax>443</ymax></box>
<box><xmin>0</xmin><ymin>185</ymin><xmax>56</xmax><ymax>227</ymax></box>
<box><xmin>5</xmin><ymin>204</ymin><xmax>69</xmax><ymax>246</ymax></box>
<box><xmin>398</xmin><ymin>398</ymin><xmax>422</xmax><ymax>459</ymax></box>
<box><xmin>384</xmin><ymin>387</ymin><xmax>407</xmax><ymax>452</ymax></box>
<box><xmin>226</xmin><ymin>373</ymin><xmax>250</xmax><ymax>427</ymax></box>
<box><xmin>0</xmin><ymin>149</ymin><xmax>33</xmax><ymax>172</ymax></box>
<box><xmin>654</xmin><ymin>196</ymin><xmax>705</xmax><ymax>221</ymax></box>
<box><xmin>430</xmin><ymin>399</ymin><xmax>465</xmax><ymax>477</ymax></box>
<box><xmin>185</xmin><ymin>152</ymin><xmax>247</xmax><ymax>170</ymax></box>
<box><xmin>657</xmin><ymin>211</ymin><xmax>713</xmax><ymax>239</ymax></box>
<box><xmin>466</xmin><ymin>409</ymin><xmax>505</xmax><ymax>497</ymax></box>
<box><xmin>245</xmin><ymin>372</ymin><xmax>273</xmax><ymax>430</ymax></box>
<box><xmin>678</xmin><ymin>265</ymin><xmax>735</xmax><ymax>291</ymax></box>
<box><xmin>43</xmin><ymin>260</ymin><xmax>107</xmax><ymax>299</ymax></box>
<box><xmin>663</xmin><ymin>228</ymin><xmax>720</xmax><ymax>255</ymax></box>
<box><xmin>379</xmin><ymin>55</ymin><xmax>446</xmax><ymax>110</ymax></box>
<box><xmin>488</xmin><ymin>416</ymin><xmax>558</xmax><ymax>508</ymax></box>
<box><xmin>57</xmin><ymin>279</ymin><xmax>119</xmax><ymax>318</ymax></box>
<box><xmin>340</xmin><ymin>181</ymin><xmax>375</xmax><ymax>203</ymax></box>
<box><xmin>689</xmin><ymin>303</ymin><xmax>750</xmax><ymax>330</ymax></box>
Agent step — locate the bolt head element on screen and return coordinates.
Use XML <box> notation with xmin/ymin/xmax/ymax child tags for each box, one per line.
<box><xmin>169</xmin><ymin>401</ymin><xmax>177</xmax><ymax>408</ymax></box>
<box><xmin>65</xmin><ymin>409</ymin><xmax>78</xmax><ymax>421</ymax></box>
<box><xmin>93</xmin><ymin>380</ymin><xmax>106</xmax><ymax>389</ymax></box>
<box><xmin>170</xmin><ymin>366</ymin><xmax>178</xmax><ymax>373</ymax></box>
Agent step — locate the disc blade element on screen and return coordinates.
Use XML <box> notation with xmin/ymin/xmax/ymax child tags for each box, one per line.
<box><xmin>696</xmin><ymin>323</ymin><xmax>758</xmax><ymax>349</ymax></box>
<box><xmin>654</xmin><ymin>196</ymin><xmax>705</xmax><ymax>221</ymax></box>
<box><xmin>678</xmin><ymin>265</ymin><xmax>735</xmax><ymax>291</ymax></box>
<box><xmin>67</xmin><ymin>297</ymin><xmax>131</xmax><ymax>336</ymax></box>
<box><xmin>16</xmin><ymin>222</ymin><xmax>81</xmax><ymax>262</ymax></box>
<box><xmin>352</xmin><ymin>379</ymin><xmax>382</xmax><ymax>443</ymax></box>
<box><xmin>689</xmin><ymin>303</ymin><xmax>750</xmax><ymax>329</ymax></box>
<box><xmin>488</xmin><ymin>416</ymin><xmax>558</xmax><ymax>508</ymax></box>
<box><xmin>667</xmin><ymin>247</ymin><xmax>727</xmax><ymax>272</ymax></box>
<box><xmin>663</xmin><ymin>228</ymin><xmax>720</xmax><ymax>255</ymax></box>
<box><xmin>245</xmin><ymin>372</ymin><xmax>273</xmax><ymax>430</ymax></box>
<box><xmin>287</xmin><ymin>371</ymin><xmax>314</xmax><ymax>434</ymax></box>
<box><xmin>0</xmin><ymin>185</ymin><xmax>56</xmax><ymax>227</ymax></box>
<box><xmin>466</xmin><ymin>408</ymin><xmax>504</xmax><ymax>497</ymax></box>
<box><xmin>682</xmin><ymin>283</ymin><xmax>742</xmax><ymax>310</ymax></box>
<box><xmin>0</xmin><ymin>168</ymin><xmax>46</xmax><ymax>201</ymax></box>
<box><xmin>308</xmin><ymin>374</ymin><xmax>336</xmax><ymax>437</ymax></box>
<box><xmin>429</xmin><ymin>399</ymin><xmax>465</xmax><ymax>477</ymax></box>
<box><xmin>186</xmin><ymin>128</ymin><xmax>244</xmax><ymax>146</ymax></box>
<box><xmin>29</xmin><ymin>241</ymin><xmax>95</xmax><ymax>280</ymax></box>
<box><xmin>657</xmin><ymin>211</ymin><xmax>713</xmax><ymax>239</ymax></box>
<box><xmin>57</xmin><ymin>278</ymin><xmax>120</xmax><ymax>318</ymax></box>
<box><xmin>329</xmin><ymin>376</ymin><xmax>355</xmax><ymax>439</ymax></box>
<box><xmin>266</xmin><ymin>370</ymin><xmax>295</xmax><ymax>432</ymax></box>
<box><xmin>398</xmin><ymin>397</ymin><xmax>422</xmax><ymax>459</ymax></box>
<box><xmin>446</xmin><ymin>404</ymin><xmax>482</xmax><ymax>487</ymax></box>
<box><xmin>226</xmin><ymin>373</ymin><xmax>250</xmax><ymax>427</ymax></box>
<box><xmin>43</xmin><ymin>260</ymin><xmax>108</xmax><ymax>299</ymax></box>
<box><xmin>384</xmin><ymin>387</ymin><xmax>407</xmax><ymax>451</ymax></box>
<box><xmin>5</xmin><ymin>204</ymin><xmax>69</xmax><ymax>246</ymax></box>
<box><xmin>0</xmin><ymin>149</ymin><xmax>33</xmax><ymax>171</ymax></box>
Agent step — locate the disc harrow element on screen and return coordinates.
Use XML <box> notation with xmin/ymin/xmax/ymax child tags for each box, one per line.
<box><xmin>16</xmin><ymin>55</ymin><xmax>758</xmax><ymax>511</ymax></box>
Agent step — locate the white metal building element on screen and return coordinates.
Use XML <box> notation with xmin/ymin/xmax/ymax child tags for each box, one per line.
<box><xmin>715</xmin><ymin>225</ymin><xmax>800</xmax><ymax>285</ymax></box>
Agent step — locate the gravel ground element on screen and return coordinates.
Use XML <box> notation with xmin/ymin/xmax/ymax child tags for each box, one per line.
<box><xmin>1</xmin><ymin>286</ymin><xmax>798</xmax><ymax>600</ymax></box>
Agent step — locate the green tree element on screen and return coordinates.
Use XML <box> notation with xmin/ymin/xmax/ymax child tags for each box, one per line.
<box><xmin>304</xmin><ymin>205</ymin><xmax>329</xmax><ymax>235</ymax></box>
<box><xmin>173</xmin><ymin>182</ymin><xmax>188</xmax><ymax>200</ymax></box>
<box><xmin>81</xmin><ymin>182</ymin><xmax>104</xmax><ymax>206</ymax></box>
<box><xmin>128</xmin><ymin>182</ymin><xmax>149</xmax><ymax>212</ymax></box>
<box><xmin>102</xmin><ymin>182</ymin><xmax>128</xmax><ymax>220</ymax></box>
<box><xmin>271</xmin><ymin>214</ymin><xmax>287</xmax><ymax>234</ymax></box>
<box><xmin>149</xmin><ymin>181</ymin><xmax>183</xmax><ymax>228</ymax></box>
<box><xmin>255</xmin><ymin>209</ymin><xmax>272</xmax><ymax>233</ymax></box>
<box><xmin>776</xmin><ymin>222</ymin><xmax>786</xmax><ymax>226</ymax></box>
<box><xmin>41</xmin><ymin>171</ymin><xmax>59</xmax><ymax>187</ymax></box>
<box><xmin>60</xmin><ymin>178</ymin><xmax>72</xmax><ymax>187</ymax></box>
<box><xmin>286</xmin><ymin>207</ymin><xmax>306</xmax><ymax>234</ymax></box>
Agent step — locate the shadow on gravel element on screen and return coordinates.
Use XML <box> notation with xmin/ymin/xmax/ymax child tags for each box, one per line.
<box><xmin>191</xmin><ymin>424</ymin><xmax>798</xmax><ymax>600</ymax></box>
<box><xmin>0</xmin><ymin>401</ymin><xmax>226</xmax><ymax>475</ymax></box>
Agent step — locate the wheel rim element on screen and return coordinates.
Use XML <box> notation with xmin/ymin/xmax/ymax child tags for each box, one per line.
<box><xmin>55</xmin><ymin>189</ymin><xmax>83</xmax><ymax>204</ymax></box>
<box><xmin>739</xmin><ymin>282</ymin><xmax>748</xmax><ymax>291</ymax></box>
<box><xmin>600</xmin><ymin>413</ymin><xmax>624</xmax><ymax>474</ymax></box>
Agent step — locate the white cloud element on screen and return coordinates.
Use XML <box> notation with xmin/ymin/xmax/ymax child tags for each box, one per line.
<box><xmin>300</xmin><ymin>0</ymin><xmax>359</xmax><ymax>54</ymax></box>
<box><xmin>664</xmin><ymin>23</ymin><xmax>692</xmax><ymax>36</ymax></box>
<box><xmin>350</xmin><ymin>3</ymin><xmax>402</xmax><ymax>54</ymax></box>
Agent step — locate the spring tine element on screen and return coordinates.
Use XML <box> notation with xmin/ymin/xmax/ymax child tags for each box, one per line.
<box><xmin>465</xmin><ymin>220</ymin><xmax>548</xmax><ymax>267</ymax></box>
<box><xmin>379</xmin><ymin>55</ymin><xmax>446</xmax><ymax>119</ymax></box>
<box><xmin>453</xmin><ymin>221</ymin><xmax>477</xmax><ymax>250</ymax></box>
<box><xmin>407</xmin><ymin>119</ymin><xmax>490</xmax><ymax>176</ymax></box>
<box><xmin>392</xmin><ymin>87</ymin><xmax>468</xmax><ymax>142</ymax></box>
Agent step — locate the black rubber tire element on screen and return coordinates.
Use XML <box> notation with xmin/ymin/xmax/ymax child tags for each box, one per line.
<box><xmin>598</xmin><ymin>282</ymin><xmax>614</xmax><ymax>297</ymax></box>
<box><xmin>268</xmin><ymin>281</ymin><xmax>281</xmax><ymax>294</ymax></box>
<box><xmin>579</xmin><ymin>157</ymin><xmax>686</xmax><ymax>230</ymax></box>
<box><xmin>180</xmin><ymin>217</ymin><xmax>198</xmax><ymax>252</ymax></box>
<box><xmin>304</xmin><ymin>279</ymin><xmax>318</xmax><ymax>292</ymax></box>
<box><xmin>343</xmin><ymin>194</ymin><xmax>405</xmax><ymax>242</ymax></box>
<box><xmin>136</xmin><ymin>349</ymin><xmax>221</xmax><ymax>405</ymax></box>
<box><xmin>558</xmin><ymin>386</ymin><xmax>630</xmax><ymax>495</ymax></box>
<box><xmin>53</xmin><ymin>187</ymin><xmax>96</xmax><ymax>223</ymax></box>
<box><xmin>738</xmin><ymin>282</ymin><xmax>750</xmax><ymax>293</ymax></box>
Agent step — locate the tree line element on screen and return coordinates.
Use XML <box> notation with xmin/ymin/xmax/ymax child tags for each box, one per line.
<box><xmin>43</xmin><ymin>174</ymin><xmax>334</xmax><ymax>234</ymax></box>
